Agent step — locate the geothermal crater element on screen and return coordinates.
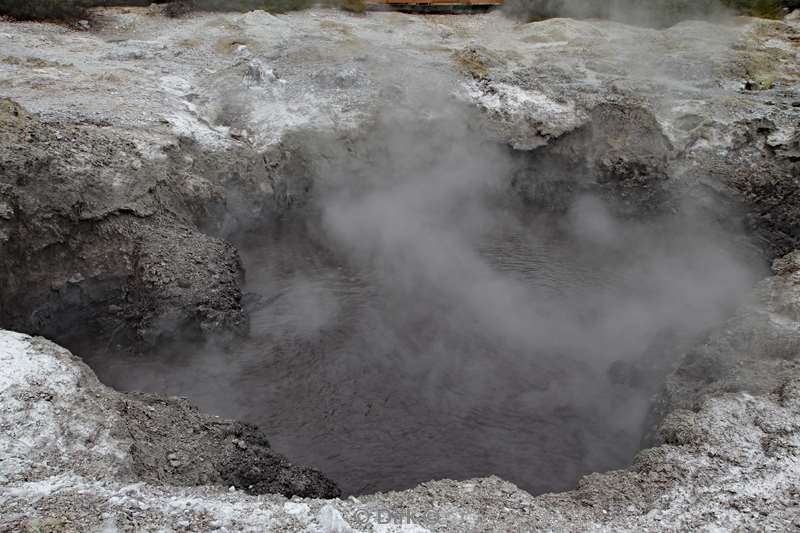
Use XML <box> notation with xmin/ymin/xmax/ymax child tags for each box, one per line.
<box><xmin>84</xmin><ymin>202</ymin><xmax>763</xmax><ymax>496</ymax></box>
<box><xmin>77</xmin><ymin>108</ymin><xmax>763</xmax><ymax>496</ymax></box>
<box><xmin>1</xmin><ymin>5</ymin><xmax>799</xmax><ymax>531</ymax></box>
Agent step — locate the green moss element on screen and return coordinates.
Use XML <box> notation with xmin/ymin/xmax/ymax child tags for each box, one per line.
<box><xmin>320</xmin><ymin>19</ymin><xmax>354</xmax><ymax>34</ymax></box>
<box><xmin>452</xmin><ymin>49</ymin><xmax>491</xmax><ymax>79</ymax></box>
<box><xmin>2</xmin><ymin>55</ymin><xmax>73</xmax><ymax>68</ymax></box>
<box><xmin>340</xmin><ymin>0</ymin><xmax>367</xmax><ymax>13</ymax></box>
<box><xmin>178</xmin><ymin>37</ymin><xmax>203</xmax><ymax>48</ymax></box>
<box><xmin>24</xmin><ymin>518</ymin><xmax>69</xmax><ymax>533</ymax></box>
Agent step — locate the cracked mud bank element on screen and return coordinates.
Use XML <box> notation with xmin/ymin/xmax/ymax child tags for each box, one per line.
<box><xmin>1</xmin><ymin>4</ymin><xmax>800</xmax><ymax>532</ymax></box>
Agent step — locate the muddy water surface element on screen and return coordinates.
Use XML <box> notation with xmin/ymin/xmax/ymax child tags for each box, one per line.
<box><xmin>85</xmin><ymin>205</ymin><xmax>762</xmax><ymax>495</ymax></box>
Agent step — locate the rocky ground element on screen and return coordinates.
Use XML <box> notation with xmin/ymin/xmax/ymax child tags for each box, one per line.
<box><xmin>0</xmin><ymin>330</ymin><xmax>339</xmax><ymax>503</ymax></box>
<box><xmin>2</xmin><ymin>251</ymin><xmax>799</xmax><ymax>531</ymax></box>
<box><xmin>1</xmin><ymin>4</ymin><xmax>799</xmax><ymax>532</ymax></box>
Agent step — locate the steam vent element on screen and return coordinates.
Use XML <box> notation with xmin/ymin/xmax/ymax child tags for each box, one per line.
<box><xmin>1</xmin><ymin>1</ymin><xmax>800</xmax><ymax>531</ymax></box>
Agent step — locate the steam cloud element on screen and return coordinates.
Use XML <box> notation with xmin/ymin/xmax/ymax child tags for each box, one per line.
<box><xmin>313</xmin><ymin>70</ymin><xmax>760</xmax><ymax>415</ymax></box>
<box><xmin>502</xmin><ymin>0</ymin><xmax>734</xmax><ymax>27</ymax></box>
<box><xmin>87</xmin><ymin>46</ymin><xmax>763</xmax><ymax>495</ymax></box>
<box><xmin>266</xmin><ymin>68</ymin><xmax>761</xmax><ymax>491</ymax></box>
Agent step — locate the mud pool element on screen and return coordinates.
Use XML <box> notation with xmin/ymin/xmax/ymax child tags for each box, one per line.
<box><xmin>83</xmin><ymin>199</ymin><xmax>763</xmax><ymax>496</ymax></box>
<box><xmin>73</xmin><ymin>79</ymin><xmax>764</xmax><ymax>497</ymax></box>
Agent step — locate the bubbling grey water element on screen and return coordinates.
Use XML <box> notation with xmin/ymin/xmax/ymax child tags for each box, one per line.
<box><xmin>85</xmin><ymin>204</ymin><xmax>762</xmax><ymax>496</ymax></box>
<box><xmin>83</xmin><ymin>88</ymin><xmax>763</xmax><ymax>496</ymax></box>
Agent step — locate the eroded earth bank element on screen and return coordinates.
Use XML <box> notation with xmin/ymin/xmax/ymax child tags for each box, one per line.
<box><xmin>1</xmin><ymin>5</ymin><xmax>800</xmax><ymax>532</ymax></box>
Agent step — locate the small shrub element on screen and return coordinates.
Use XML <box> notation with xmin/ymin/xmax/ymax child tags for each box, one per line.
<box><xmin>0</xmin><ymin>0</ymin><xmax>378</xmax><ymax>21</ymax></box>
<box><xmin>163</xmin><ymin>0</ymin><xmax>194</xmax><ymax>18</ymax></box>
<box><xmin>341</xmin><ymin>0</ymin><xmax>367</xmax><ymax>13</ymax></box>
<box><xmin>503</xmin><ymin>0</ymin><xmax>793</xmax><ymax>25</ymax></box>
<box><xmin>0</xmin><ymin>1</ymin><xmax>164</xmax><ymax>21</ymax></box>
<box><xmin>179</xmin><ymin>0</ymin><xmax>315</xmax><ymax>14</ymax></box>
<box><xmin>0</xmin><ymin>0</ymin><xmax>88</xmax><ymax>20</ymax></box>
<box><xmin>723</xmin><ymin>0</ymin><xmax>786</xmax><ymax>18</ymax></box>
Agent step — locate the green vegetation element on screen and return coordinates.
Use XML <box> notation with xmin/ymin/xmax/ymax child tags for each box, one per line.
<box><xmin>452</xmin><ymin>47</ymin><xmax>504</xmax><ymax>79</ymax></box>
<box><xmin>340</xmin><ymin>0</ymin><xmax>367</xmax><ymax>14</ymax></box>
<box><xmin>0</xmin><ymin>0</ymin><xmax>315</xmax><ymax>21</ymax></box>
<box><xmin>0</xmin><ymin>0</ymin><xmax>154</xmax><ymax>21</ymax></box>
<box><xmin>0</xmin><ymin>0</ymin><xmax>87</xmax><ymax>20</ymax></box>
<box><xmin>186</xmin><ymin>0</ymin><xmax>316</xmax><ymax>14</ymax></box>
<box><xmin>0</xmin><ymin>0</ymin><xmax>795</xmax><ymax>22</ymax></box>
<box><xmin>723</xmin><ymin>0</ymin><xmax>788</xmax><ymax>18</ymax></box>
<box><xmin>504</xmin><ymin>0</ymin><xmax>796</xmax><ymax>26</ymax></box>
<box><xmin>655</xmin><ymin>0</ymin><xmax>789</xmax><ymax>21</ymax></box>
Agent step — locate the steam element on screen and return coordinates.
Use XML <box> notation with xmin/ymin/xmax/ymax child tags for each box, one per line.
<box><xmin>502</xmin><ymin>0</ymin><xmax>734</xmax><ymax>27</ymax></box>
<box><xmin>86</xmin><ymin>33</ymin><xmax>764</xmax><ymax>495</ymax></box>
<box><xmin>284</xmin><ymin>68</ymin><xmax>760</xmax><ymax>490</ymax></box>
<box><xmin>314</xmin><ymin>72</ymin><xmax>759</xmax><ymax>388</ymax></box>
